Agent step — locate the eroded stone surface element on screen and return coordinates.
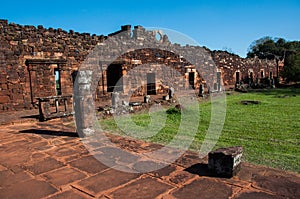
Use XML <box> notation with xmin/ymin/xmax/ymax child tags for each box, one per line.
<box><xmin>42</xmin><ymin>167</ymin><xmax>86</xmax><ymax>186</ymax></box>
<box><xmin>108</xmin><ymin>177</ymin><xmax>174</xmax><ymax>199</ymax></box>
<box><xmin>171</xmin><ymin>178</ymin><xmax>233</xmax><ymax>199</ymax></box>
<box><xmin>74</xmin><ymin>169</ymin><xmax>140</xmax><ymax>196</ymax></box>
<box><xmin>0</xmin><ymin>179</ymin><xmax>57</xmax><ymax>199</ymax></box>
<box><xmin>68</xmin><ymin>155</ymin><xmax>108</xmax><ymax>174</ymax></box>
<box><xmin>25</xmin><ymin>157</ymin><xmax>64</xmax><ymax>175</ymax></box>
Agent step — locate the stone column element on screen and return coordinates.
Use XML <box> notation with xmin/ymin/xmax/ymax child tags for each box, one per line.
<box><xmin>74</xmin><ymin>70</ymin><xmax>95</xmax><ymax>137</ymax></box>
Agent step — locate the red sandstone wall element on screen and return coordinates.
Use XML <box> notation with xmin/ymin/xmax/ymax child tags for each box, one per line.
<box><xmin>0</xmin><ymin>19</ymin><xmax>104</xmax><ymax>110</ymax></box>
<box><xmin>0</xmin><ymin>19</ymin><xmax>278</xmax><ymax>111</ymax></box>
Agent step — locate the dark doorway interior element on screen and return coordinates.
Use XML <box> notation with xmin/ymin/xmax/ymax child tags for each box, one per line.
<box><xmin>235</xmin><ymin>71</ymin><xmax>240</xmax><ymax>84</ymax></box>
<box><xmin>261</xmin><ymin>71</ymin><xmax>264</xmax><ymax>78</ymax></box>
<box><xmin>147</xmin><ymin>73</ymin><xmax>156</xmax><ymax>95</ymax></box>
<box><xmin>250</xmin><ymin>72</ymin><xmax>253</xmax><ymax>83</ymax></box>
<box><xmin>189</xmin><ymin>72</ymin><xmax>195</xmax><ymax>89</ymax></box>
<box><xmin>107</xmin><ymin>64</ymin><xmax>123</xmax><ymax>92</ymax></box>
<box><xmin>217</xmin><ymin>71</ymin><xmax>221</xmax><ymax>91</ymax></box>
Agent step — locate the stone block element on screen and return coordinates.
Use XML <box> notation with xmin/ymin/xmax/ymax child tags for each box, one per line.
<box><xmin>0</xmin><ymin>95</ymin><xmax>10</xmax><ymax>103</ymax></box>
<box><xmin>208</xmin><ymin>146</ymin><xmax>243</xmax><ymax>178</ymax></box>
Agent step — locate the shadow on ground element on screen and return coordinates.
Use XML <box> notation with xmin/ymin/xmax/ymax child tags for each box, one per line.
<box><xmin>21</xmin><ymin>114</ymin><xmax>40</xmax><ymax>119</ymax></box>
<box><xmin>19</xmin><ymin>129</ymin><xmax>78</xmax><ymax>137</ymax></box>
<box><xmin>184</xmin><ymin>163</ymin><xmax>213</xmax><ymax>177</ymax></box>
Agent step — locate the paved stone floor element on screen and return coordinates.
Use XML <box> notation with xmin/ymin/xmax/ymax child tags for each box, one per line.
<box><xmin>0</xmin><ymin>115</ymin><xmax>299</xmax><ymax>199</ymax></box>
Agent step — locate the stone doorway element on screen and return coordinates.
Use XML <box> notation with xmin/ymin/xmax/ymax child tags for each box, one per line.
<box><xmin>189</xmin><ymin>72</ymin><xmax>195</xmax><ymax>89</ymax></box>
<box><xmin>147</xmin><ymin>73</ymin><xmax>156</xmax><ymax>95</ymax></box>
<box><xmin>235</xmin><ymin>71</ymin><xmax>240</xmax><ymax>84</ymax></box>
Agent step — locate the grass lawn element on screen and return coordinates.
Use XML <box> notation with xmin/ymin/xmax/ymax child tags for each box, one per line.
<box><xmin>100</xmin><ymin>88</ymin><xmax>300</xmax><ymax>172</ymax></box>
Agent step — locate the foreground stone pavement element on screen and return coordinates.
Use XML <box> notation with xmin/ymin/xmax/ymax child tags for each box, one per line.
<box><xmin>0</xmin><ymin>117</ymin><xmax>299</xmax><ymax>199</ymax></box>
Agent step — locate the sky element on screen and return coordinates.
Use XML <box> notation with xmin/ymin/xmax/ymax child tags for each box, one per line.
<box><xmin>0</xmin><ymin>0</ymin><xmax>299</xmax><ymax>57</ymax></box>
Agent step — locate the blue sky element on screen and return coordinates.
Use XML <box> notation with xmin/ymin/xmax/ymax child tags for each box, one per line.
<box><xmin>1</xmin><ymin>0</ymin><xmax>299</xmax><ymax>57</ymax></box>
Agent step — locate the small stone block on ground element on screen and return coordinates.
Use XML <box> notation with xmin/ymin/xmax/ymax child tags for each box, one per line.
<box><xmin>208</xmin><ymin>146</ymin><xmax>243</xmax><ymax>178</ymax></box>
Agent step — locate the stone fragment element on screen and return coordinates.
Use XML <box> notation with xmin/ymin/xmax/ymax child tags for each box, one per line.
<box><xmin>208</xmin><ymin>146</ymin><xmax>243</xmax><ymax>178</ymax></box>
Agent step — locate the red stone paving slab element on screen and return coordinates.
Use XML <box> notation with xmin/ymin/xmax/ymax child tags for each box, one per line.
<box><xmin>252</xmin><ymin>173</ymin><xmax>300</xmax><ymax>198</ymax></box>
<box><xmin>68</xmin><ymin>155</ymin><xmax>109</xmax><ymax>174</ymax></box>
<box><xmin>234</xmin><ymin>191</ymin><xmax>285</xmax><ymax>199</ymax></box>
<box><xmin>0</xmin><ymin>170</ymin><xmax>32</xmax><ymax>187</ymax></box>
<box><xmin>171</xmin><ymin>178</ymin><xmax>233</xmax><ymax>199</ymax></box>
<box><xmin>0</xmin><ymin>179</ymin><xmax>57</xmax><ymax>199</ymax></box>
<box><xmin>74</xmin><ymin>168</ymin><xmax>140</xmax><ymax>196</ymax></box>
<box><xmin>25</xmin><ymin>156</ymin><xmax>65</xmax><ymax>175</ymax></box>
<box><xmin>0</xmin><ymin>142</ymin><xmax>33</xmax><ymax>167</ymax></box>
<box><xmin>46</xmin><ymin>146</ymin><xmax>79</xmax><ymax>158</ymax></box>
<box><xmin>132</xmin><ymin>160</ymin><xmax>168</xmax><ymax>173</ymax></box>
<box><xmin>168</xmin><ymin>170</ymin><xmax>196</xmax><ymax>185</ymax></box>
<box><xmin>47</xmin><ymin>189</ymin><xmax>92</xmax><ymax>199</ymax></box>
<box><xmin>108</xmin><ymin>176</ymin><xmax>175</xmax><ymax>199</ymax></box>
<box><xmin>0</xmin><ymin>164</ymin><xmax>6</xmax><ymax>171</ymax></box>
<box><xmin>41</xmin><ymin>167</ymin><xmax>87</xmax><ymax>187</ymax></box>
<box><xmin>96</xmin><ymin>146</ymin><xmax>140</xmax><ymax>164</ymax></box>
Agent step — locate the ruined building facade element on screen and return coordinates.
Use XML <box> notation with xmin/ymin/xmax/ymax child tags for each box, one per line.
<box><xmin>0</xmin><ymin>20</ymin><xmax>280</xmax><ymax>111</ymax></box>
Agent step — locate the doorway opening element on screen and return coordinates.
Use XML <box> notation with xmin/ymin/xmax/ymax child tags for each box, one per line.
<box><xmin>107</xmin><ymin>64</ymin><xmax>123</xmax><ymax>92</ymax></box>
<box><xmin>147</xmin><ymin>73</ymin><xmax>156</xmax><ymax>95</ymax></box>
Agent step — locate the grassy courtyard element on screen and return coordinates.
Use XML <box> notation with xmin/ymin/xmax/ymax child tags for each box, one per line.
<box><xmin>100</xmin><ymin>88</ymin><xmax>300</xmax><ymax>172</ymax></box>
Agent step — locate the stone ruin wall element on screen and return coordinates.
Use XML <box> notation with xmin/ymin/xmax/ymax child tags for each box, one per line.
<box><xmin>211</xmin><ymin>51</ymin><xmax>277</xmax><ymax>86</ymax></box>
<box><xmin>0</xmin><ymin>19</ymin><xmax>278</xmax><ymax>111</ymax></box>
<box><xmin>0</xmin><ymin>19</ymin><xmax>105</xmax><ymax>110</ymax></box>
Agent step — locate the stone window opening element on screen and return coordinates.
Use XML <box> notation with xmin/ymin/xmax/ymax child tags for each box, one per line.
<box><xmin>54</xmin><ymin>68</ymin><xmax>62</xmax><ymax>95</ymax></box>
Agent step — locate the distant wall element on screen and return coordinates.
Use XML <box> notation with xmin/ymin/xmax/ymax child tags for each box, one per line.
<box><xmin>211</xmin><ymin>51</ymin><xmax>277</xmax><ymax>86</ymax></box>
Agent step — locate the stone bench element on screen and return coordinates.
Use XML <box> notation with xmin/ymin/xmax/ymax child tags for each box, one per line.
<box><xmin>36</xmin><ymin>95</ymin><xmax>73</xmax><ymax>121</ymax></box>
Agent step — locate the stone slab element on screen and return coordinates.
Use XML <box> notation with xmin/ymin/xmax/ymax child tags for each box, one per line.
<box><xmin>25</xmin><ymin>157</ymin><xmax>64</xmax><ymax>175</ymax></box>
<box><xmin>109</xmin><ymin>177</ymin><xmax>174</xmax><ymax>199</ymax></box>
<box><xmin>171</xmin><ymin>178</ymin><xmax>232</xmax><ymax>199</ymax></box>
<box><xmin>252</xmin><ymin>174</ymin><xmax>300</xmax><ymax>198</ymax></box>
<box><xmin>75</xmin><ymin>169</ymin><xmax>140</xmax><ymax>196</ymax></box>
<box><xmin>0</xmin><ymin>179</ymin><xmax>57</xmax><ymax>199</ymax></box>
<box><xmin>0</xmin><ymin>170</ymin><xmax>32</xmax><ymax>187</ymax></box>
<box><xmin>42</xmin><ymin>167</ymin><xmax>87</xmax><ymax>186</ymax></box>
<box><xmin>235</xmin><ymin>191</ymin><xmax>285</xmax><ymax>199</ymax></box>
<box><xmin>48</xmin><ymin>189</ymin><xmax>90</xmax><ymax>199</ymax></box>
<box><xmin>68</xmin><ymin>155</ymin><xmax>108</xmax><ymax>174</ymax></box>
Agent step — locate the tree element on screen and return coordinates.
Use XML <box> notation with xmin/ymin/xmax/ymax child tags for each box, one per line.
<box><xmin>282</xmin><ymin>50</ymin><xmax>300</xmax><ymax>82</ymax></box>
<box><xmin>247</xmin><ymin>37</ymin><xmax>300</xmax><ymax>82</ymax></box>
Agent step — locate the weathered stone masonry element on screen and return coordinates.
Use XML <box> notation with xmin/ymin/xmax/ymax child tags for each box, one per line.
<box><xmin>0</xmin><ymin>19</ymin><xmax>279</xmax><ymax>111</ymax></box>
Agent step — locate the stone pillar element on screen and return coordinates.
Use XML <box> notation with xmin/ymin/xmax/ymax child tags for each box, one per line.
<box><xmin>111</xmin><ymin>92</ymin><xmax>120</xmax><ymax>108</ymax></box>
<box><xmin>144</xmin><ymin>95</ymin><xmax>150</xmax><ymax>103</ymax></box>
<box><xmin>168</xmin><ymin>87</ymin><xmax>175</xmax><ymax>99</ymax></box>
<box><xmin>74</xmin><ymin>70</ymin><xmax>95</xmax><ymax>137</ymax></box>
<box><xmin>199</xmin><ymin>84</ymin><xmax>204</xmax><ymax>97</ymax></box>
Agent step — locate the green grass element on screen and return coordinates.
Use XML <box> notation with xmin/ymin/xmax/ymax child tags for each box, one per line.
<box><xmin>100</xmin><ymin>88</ymin><xmax>300</xmax><ymax>172</ymax></box>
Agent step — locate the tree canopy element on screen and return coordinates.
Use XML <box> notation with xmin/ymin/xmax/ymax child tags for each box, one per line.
<box><xmin>247</xmin><ymin>37</ymin><xmax>300</xmax><ymax>82</ymax></box>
